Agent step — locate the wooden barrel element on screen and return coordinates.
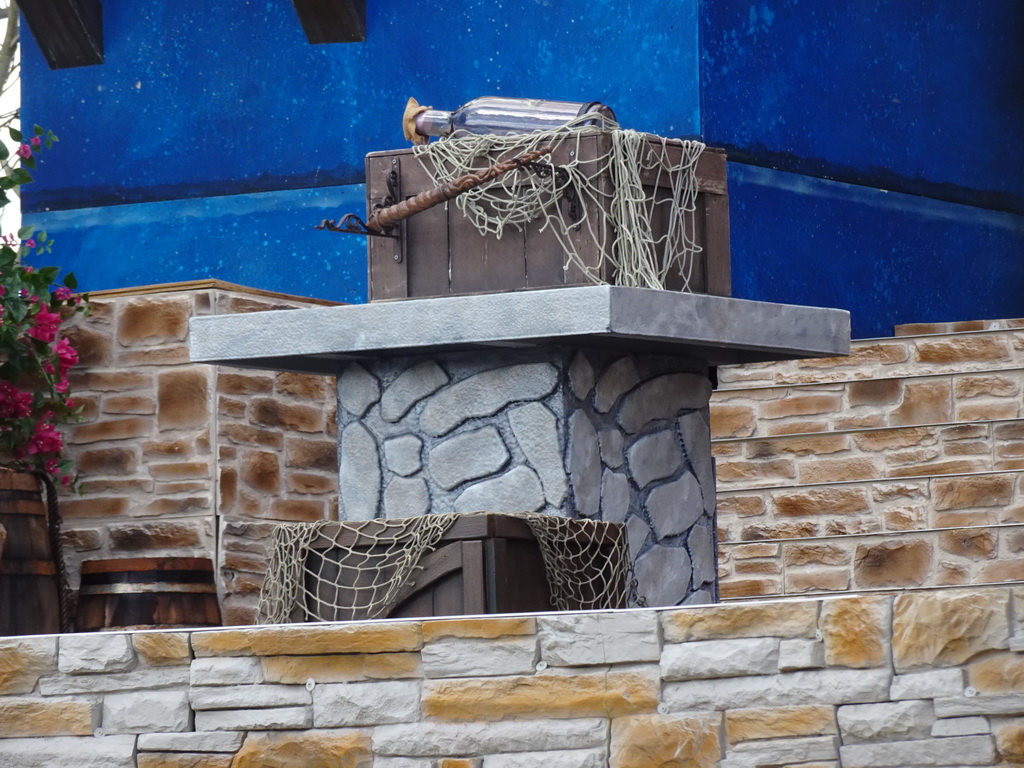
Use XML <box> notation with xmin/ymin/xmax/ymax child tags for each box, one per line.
<box><xmin>0</xmin><ymin>471</ymin><xmax>61</xmax><ymax>635</ymax></box>
<box><xmin>77</xmin><ymin>557</ymin><xmax>222</xmax><ymax>631</ymax></box>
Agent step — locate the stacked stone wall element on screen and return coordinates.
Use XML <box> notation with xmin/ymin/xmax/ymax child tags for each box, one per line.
<box><xmin>712</xmin><ymin>323</ymin><xmax>1024</xmax><ymax>601</ymax></box>
<box><xmin>58</xmin><ymin>282</ymin><xmax>339</xmax><ymax>624</ymax></box>
<box><xmin>334</xmin><ymin>348</ymin><xmax>717</xmax><ymax>607</ymax></box>
<box><xmin>1</xmin><ymin>586</ymin><xmax>1023</xmax><ymax>766</ymax></box>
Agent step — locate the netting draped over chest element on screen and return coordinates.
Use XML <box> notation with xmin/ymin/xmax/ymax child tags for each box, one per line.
<box><xmin>411</xmin><ymin>117</ymin><xmax>707</xmax><ymax>291</ymax></box>
<box><xmin>255</xmin><ymin>511</ymin><xmax>630</xmax><ymax>624</ymax></box>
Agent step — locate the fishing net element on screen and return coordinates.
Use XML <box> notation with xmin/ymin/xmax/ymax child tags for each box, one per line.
<box><xmin>411</xmin><ymin>116</ymin><xmax>707</xmax><ymax>291</ymax></box>
<box><xmin>255</xmin><ymin>511</ymin><xmax>632</xmax><ymax>624</ymax></box>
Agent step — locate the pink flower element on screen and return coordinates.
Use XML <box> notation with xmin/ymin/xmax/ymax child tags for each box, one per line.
<box><xmin>30</xmin><ymin>137</ymin><xmax>41</xmax><ymax>149</ymax></box>
<box><xmin>16</xmin><ymin>143</ymin><xmax>31</xmax><ymax>159</ymax></box>
<box><xmin>27</xmin><ymin>419</ymin><xmax>63</xmax><ymax>455</ymax></box>
<box><xmin>54</xmin><ymin>287</ymin><xmax>72</xmax><ymax>301</ymax></box>
<box><xmin>54</xmin><ymin>337</ymin><xmax>79</xmax><ymax>373</ymax></box>
<box><xmin>0</xmin><ymin>381</ymin><xmax>34</xmax><ymax>420</ymax></box>
<box><xmin>28</xmin><ymin>307</ymin><xmax>61</xmax><ymax>343</ymax></box>
<box><xmin>24</xmin><ymin>239</ymin><xmax>36</xmax><ymax>249</ymax></box>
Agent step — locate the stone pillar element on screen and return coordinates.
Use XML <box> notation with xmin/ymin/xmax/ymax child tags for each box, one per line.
<box><xmin>335</xmin><ymin>346</ymin><xmax>717</xmax><ymax>606</ymax></box>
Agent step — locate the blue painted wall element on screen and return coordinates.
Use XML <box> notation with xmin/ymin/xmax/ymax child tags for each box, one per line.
<box><xmin>18</xmin><ymin>0</ymin><xmax>1024</xmax><ymax>337</ymax></box>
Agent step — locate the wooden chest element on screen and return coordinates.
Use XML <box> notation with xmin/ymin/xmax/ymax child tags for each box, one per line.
<box><xmin>366</xmin><ymin>136</ymin><xmax>730</xmax><ymax>302</ymax></box>
<box><xmin>302</xmin><ymin>514</ymin><xmax>625</xmax><ymax>622</ymax></box>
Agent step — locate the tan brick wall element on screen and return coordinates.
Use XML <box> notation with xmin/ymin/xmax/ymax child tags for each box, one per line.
<box><xmin>0</xmin><ymin>586</ymin><xmax>1020</xmax><ymax>766</ymax></box>
<box><xmin>58</xmin><ymin>282</ymin><xmax>338</xmax><ymax>626</ymax></box>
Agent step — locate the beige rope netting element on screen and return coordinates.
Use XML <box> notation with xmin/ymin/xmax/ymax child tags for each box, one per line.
<box><xmin>411</xmin><ymin>116</ymin><xmax>706</xmax><ymax>291</ymax></box>
<box><xmin>256</xmin><ymin>511</ymin><xmax>633</xmax><ymax>624</ymax></box>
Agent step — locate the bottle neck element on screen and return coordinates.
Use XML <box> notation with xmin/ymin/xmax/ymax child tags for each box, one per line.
<box><xmin>413</xmin><ymin>109</ymin><xmax>454</xmax><ymax>138</ymax></box>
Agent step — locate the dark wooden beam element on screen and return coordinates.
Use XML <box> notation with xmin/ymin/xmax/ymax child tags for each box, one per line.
<box><xmin>291</xmin><ymin>0</ymin><xmax>366</xmax><ymax>44</ymax></box>
<box><xmin>19</xmin><ymin>0</ymin><xmax>103</xmax><ymax>69</ymax></box>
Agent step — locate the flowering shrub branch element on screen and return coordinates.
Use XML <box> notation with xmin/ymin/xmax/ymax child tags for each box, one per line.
<box><xmin>0</xmin><ymin>123</ymin><xmax>89</xmax><ymax>487</ymax></box>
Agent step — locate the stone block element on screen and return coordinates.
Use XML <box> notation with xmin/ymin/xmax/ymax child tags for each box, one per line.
<box><xmin>133</xmin><ymin>633</ymin><xmax>191</xmax><ymax>666</ymax></box>
<box><xmin>486</xmin><ymin>750</ymin><xmax>605</xmax><ymax>768</ymax></box>
<box><xmin>616</xmin><ymin>372</ymin><xmax>712</xmax><ymax>434</ymax></box>
<box><xmin>103</xmin><ymin>689</ymin><xmax>191</xmax><ymax>733</ymax></box>
<box><xmin>634</xmin><ymin>543</ymin><xmax>692</xmax><ymax>606</ymax></box>
<box><xmin>601</xmin><ymin>469</ymin><xmax>631</xmax><ymax>523</ymax></box>
<box><xmin>191</xmin><ymin>623</ymin><xmax>422</xmax><ymax>657</ymax></box>
<box><xmin>798</xmin><ymin>457</ymin><xmax>880</xmax><ymax>484</ymax></box>
<box><xmin>725</xmin><ymin>705</ymin><xmax>836</xmax><ymax>744</ymax></box>
<box><xmin>285</xmin><ymin>472</ymin><xmax>336</xmax><ymax>494</ymax></box>
<box><xmin>39</xmin><ymin>666</ymin><xmax>190</xmax><ymax>696</ymax></box>
<box><xmin>119</xmin><ymin>296</ymin><xmax>190</xmax><ymax>344</ymax></box>
<box><xmin>59</xmin><ymin>633</ymin><xmax>135</xmax><ymax>674</ymax></box>
<box><xmin>784</xmin><ymin>542</ymin><xmax>850</xmax><ymax>567</ymax></box>
<box><xmin>136</xmin><ymin>752</ymin><xmax>233</xmax><ymax>768</ymax></box>
<box><xmin>892</xmin><ymin>589</ymin><xmax>1010</xmax><ymax>672</ymax></box>
<box><xmin>710</xmin><ymin>404</ymin><xmax>756</xmax><ymax>438</ymax></box>
<box><xmin>995</xmin><ymin>718</ymin><xmax>1024</xmax><ymax>763</ymax></box>
<box><xmin>773</xmin><ymin>487</ymin><xmax>869</xmax><ymax>518</ymax></box>
<box><xmin>190</xmin><ymin>684</ymin><xmax>311</xmax><ymax>710</ymax></box>
<box><xmin>217</xmin><ymin>372</ymin><xmax>274</xmax><ymax>395</ymax></box>
<box><xmin>848</xmin><ymin>378</ymin><xmax>901</xmax><ymax>405</ymax></box>
<box><xmin>931</xmin><ymin>716</ymin><xmax>990</xmax><ymax>737</ymax></box>
<box><xmin>889</xmin><ymin>668</ymin><xmax>964</xmax><ymax>700</ymax></box>
<box><xmin>453</xmin><ymin>465</ymin><xmax>545</xmax><ymax>515</ymax></box>
<box><xmin>662</xmin><ymin>601</ymin><xmax>818</xmax><ymax>642</ymax></box>
<box><xmin>820</xmin><ymin>595</ymin><xmax>890</xmax><ymax>668</ymax></box>
<box><xmin>661</xmin><ymin>637</ymin><xmax>779</xmax><ymax>680</ymax></box>
<box><xmin>138</xmin><ymin>731</ymin><xmax>246</xmax><ymax>752</ymax></box>
<box><xmin>421</xmin><ymin>669</ymin><xmax>659</xmax><ymax>721</ymax></box>
<box><xmin>786</xmin><ymin>568</ymin><xmax>850</xmax><ymax>593</ymax></box>
<box><xmin>662</xmin><ymin>667</ymin><xmax>891</xmax><ymax>710</ymax></box>
<box><xmin>839</xmin><ymin>734</ymin><xmax>996</xmax><ymax>768</ymax></box>
<box><xmin>717</xmin><ymin>457</ymin><xmax>796</xmax><ymax>485</ymax></box>
<box><xmin>594</xmin><ymin>357</ymin><xmax>640</xmax><ymax>412</ymax></box>
<box><xmin>383</xmin><ymin>434</ymin><xmax>423</xmax><ymax>476</ymax></box>
<box><xmin>275</xmin><ymin>371</ymin><xmax>328</xmax><ymax>400</ymax></box>
<box><xmin>422</xmin><ymin>636</ymin><xmax>537</xmax><ymax>678</ymax></box>
<box><xmin>569</xmin><ymin>350</ymin><xmax>596</xmax><ymax>400</ymax></box>
<box><xmin>609</xmin><ymin>713</ymin><xmax>720</xmax><ymax>768</ymax></box>
<box><xmin>932</xmin><ymin>474</ymin><xmax>1015</xmax><ymax>510</ymax></box>
<box><xmin>854</xmin><ymin>539</ymin><xmax>932</xmax><ymax>588</ymax></box>
<box><xmin>645</xmin><ymin>473</ymin><xmax>702</xmax><ymax>538</ymax></box>
<box><xmin>231</xmin><ymin>730</ymin><xmax>372</xmax><ymax>768</ymax></box>
<box><xmin>778</xmin><ymin>638</ymin><xmax>826</xmax><ymax>671</ymax></box>
<box><xmin>0</xmin><ymin>697</ymin><xmax>96</xmax><ymax>736</ymax></box>
<box><xmin>373</xmin><ymin>718</ymin><xmax>607</xmax><ymax>756</ymax></box>
<box><xmin>837</xmin><ymin>699</ymin><xmax>934</xmax><ymax>743</ymax></box>
<box><xmin>628</xmin><ymin>429</ymin><xmax>684</xmax><ymax>489</ymax></box>
<box><xmin>917</xmin><ymin>336</ymin><xmax>1011</xmax><ymax>364</ymax></box>
<box><xmin>157</xmin><ymin>368</ymin><xmax>211</xmax><ymax>430</ymax></box>
<box><xmin>383</xmin><ymin>476</ymin><xmax>431</xmax><ymax>517</ymax></box>
<box><xmin>77</xmin><ymin>447</ymin><xmax>138</xmax><ymax>475</ymax></box>
<box><xmin>967</xmin><ymin>651</ymin><xmax>1024</xmax><ymax>693</ymax></box>
<box><xmin>240</xmin><ymin>450</ymin><xmax>280</xmax><ymax>494</ymax></box>
<box><xmin>723</xmin><ymin>735</ymin><xmax>839</xmax><ymax>768</ymax></box>
<box><xmin>719</xmin><ymin>578</ymin><xmax>781</xmax><ymax>599</ymax></box>
<box><xmin>251</xmin><ymin>398</ymin><xmax>323</xmax><ymax>432</ymax></box>
<box><xmin>419</xmin><ymin>362</ymin><xmax>559</xmax><ymax>438</ymax></box>
<box><xmin>313</xmin><ymin>679</ymin><xmax>420</xmax><ymax>726</ymax></box>
<box><xmin>339</xmin><ymin>422</ymin><xmax>380</xmax><ymax>521</ymax></box>
<box><xmin>194</xmin><ymin>706</ymin><xmax>311</xmax><ymax>731</ymax></box>
<box><xmin>0</xmin><ymin>636</ymin><xmax>57</xmax><ymax>694</ymax></box>
<box><xmin>222</xmin><ymin>424</ymin><xmax>284</xmax><ymax>449</ymax></box>
<box><xmin>538</xmin><ymin>613</ymin><xmax>659</xmax><ymax>666</ymax></box>
<box><xmin>380</xmin><ymin>360</ymin><xmax>449</xmax><ymax>422</ymax></box>
<box><xmin>108</xmin><ymin>522</ymin><xmax>204</xmax><ymax>550</ymax></box>
<box><xmin>935</xmin><ymin>693</ymin><xmax>1024</xmax><ymax>717</ymax></box>
<box><xmin>508</xmin><ymin>402</ymin><xmax>568</xmax><ymax>506</ymax></box>
<box><xmin>428</xmin><ymin>426</ymin><xmax>510</xmax><ymax>490</ymax></box>
<box><xmin>268</xmin><ymin>498</ymin><xmax>326</xmax><ymax>521</ymax></box>
<box><xmin>337</xmin><ymin>363</ymin><xmax>381</xmax><ymax>417</ymax></box>
<box><xmin>940</xmin><ymin>527</ymin><xmax>997</xmax><ymax>559</ymax></box>
<box><xmin>0</xmin><ymin>735</ymin><xmax>137</xmax><ymax>768</ymax></box>
<box><xmin>569</xmin><ymin>409</ymin><xmax>601</xmax><ymax>518</ymax></box>
<box><xmin>69</xmin><ymin>416</ymin><xmax>153</xmax><ymax>444</ymax></box>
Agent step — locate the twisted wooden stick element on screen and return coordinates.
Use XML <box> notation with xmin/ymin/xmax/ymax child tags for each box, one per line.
<box><xmin>365</xmin><ymin>145</ymin><xmax>553</xmax><ymax>233</ymax></box>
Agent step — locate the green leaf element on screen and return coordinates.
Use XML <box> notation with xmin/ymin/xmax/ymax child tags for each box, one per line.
<box><xmin>17</xmin><ymin>225</ymin><xmax>34</xmax><ymax>239</ymax></box>
<box><xmin>33</xmin><ymin>125</ymin><xmax>43</xmax><ymax>136</ymax></box>
<box><xmin>20</xmin><ymin>155</ymin><xmax>35</xmax><ymax>170</ymax></box>
<box><xmin>38</xmin><ymin>266</ymin><xmax>59</xmax><ymax>283</ymax></box>
<box><xmin>11</xmin><ymin>168</ymin><xmax>33</xmax><ymax>185</ymax></box>
<box><xmin>63</xmin><ymin>273</ymin><xmax>78</xmax><ymax>290</ymax></box>
<box><xmin>0</xmin><ymin>144</ymin><xmax>8</xmax><ymax>162</ymax></box>
<box><xmin>8</xmin><ymin>127</ymin><xmax>21</xmax><ymax>142</ymax></box>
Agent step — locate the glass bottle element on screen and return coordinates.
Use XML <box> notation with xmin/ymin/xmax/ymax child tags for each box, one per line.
<box><xmin>403</xmin><ymin>96</ymin><xmax>616</xmax><ymax>144</ymax></box>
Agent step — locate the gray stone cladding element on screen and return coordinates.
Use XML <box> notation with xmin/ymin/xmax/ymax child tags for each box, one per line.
<box><xmin>336</xmin><ymin>346</ymin><xmax>717</xmax><ymax>606</ymax></box>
